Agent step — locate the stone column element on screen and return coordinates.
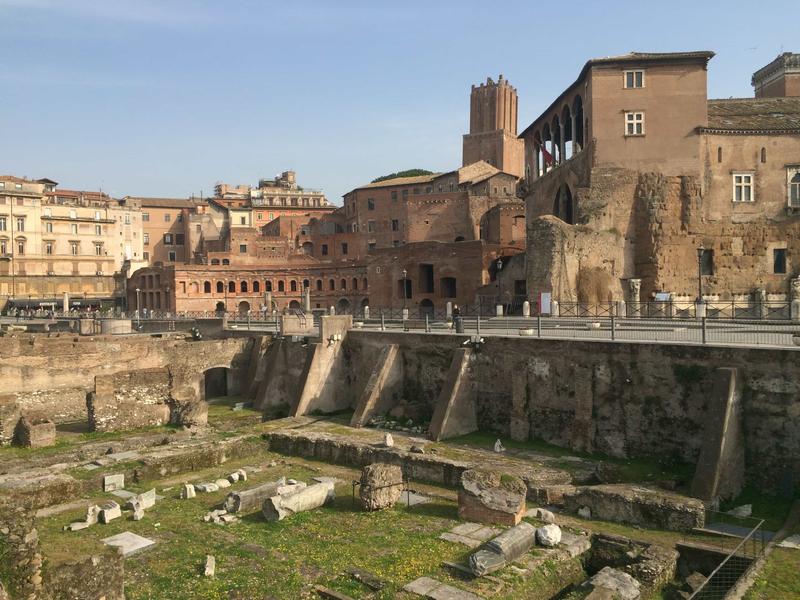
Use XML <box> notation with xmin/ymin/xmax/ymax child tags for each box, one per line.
<box><xmin>570</xmin><ymin>114</ymin><xmax>577</xmax><ymax>156</ymax></box>
<box><xmin>446</xmin><ymin>301</ymin><xmax>453</xmax><ymax>318</ymax></box>
<box><xmin>791</xmin><ymin>278</ymin><xmax>800</xmax><ymax>321</ymax></box>
<box><xmin>496</xmin><ymin>304</ymin><xmax>503</xmax><ymax>317</ymax></box>
<box><xmin>363</xmin><ymin>306</ymin><xmax>369</xmax><ymax>320</ymax></box>
<box><xmin>754</xmin><ymin>287</ymin><xmax>767</xmax><ymax>319</ymax></box>
<box><xmin>559</xmin><ymin>123</ymin><xmax>566</xmax><ymax>164</ymax></box>
<box><xmin>522</xmin><ymin>301</ymin><xmax>530</xmax><ymax>317</ymax></box>
<box><xmin>303</xmin><ymin>288</ymin><xmax>311</xmax><ymax>312</ymax></box>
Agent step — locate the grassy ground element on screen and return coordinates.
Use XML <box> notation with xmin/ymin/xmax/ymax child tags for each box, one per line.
<box><xmin>447</xmin><ymin>431</ymin><xmax>695</xmax><ymax>487</ymax></box>
<box><xmin>743</xmin><ymin>548</ymin><xmax>800</xmax><ymax>600</ymax></box>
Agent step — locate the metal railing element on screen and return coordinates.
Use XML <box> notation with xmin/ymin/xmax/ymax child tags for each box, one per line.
<box><xmin>356</xmin><ymin>313</ymin><xmax>800</xmax><ymax>348</ymax></box>
<box><xmin>687</xmin><ymin>511</ymin><xmax>767</xmax><ymax>599</ymax></box>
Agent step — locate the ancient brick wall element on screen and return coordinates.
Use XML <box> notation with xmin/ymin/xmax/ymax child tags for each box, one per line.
<box><xmin>344</xmin><ymin>331</ymin><xmax>800</xmax><ymax>493</ymax></box>
<box><xmin>87</xmin><ymin>367</ymin><xmax>172</xmax><ymax>432</ymax></box>
<box><xmin>0</xmin><ymin>335</ymin><xmax>253</xmax><ymax>438</ymax></box>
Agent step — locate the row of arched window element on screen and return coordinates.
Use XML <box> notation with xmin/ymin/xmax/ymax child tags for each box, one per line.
<box><xmin>184</xmin><ymin>277</ymin><xmax>368</xmax><ymax>295</ymax></box>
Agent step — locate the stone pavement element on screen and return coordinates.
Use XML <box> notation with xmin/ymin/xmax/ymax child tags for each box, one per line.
<box><xmin>439</xmin><ymin>522</ymin><xmax>502</xmax><ymax>549</ymax></box>
<box><xmin>101</xmin><ymin>531</ymin><xmax>156</xmax><ymax>557</ymax></box>
<box><xmin>403</xmin><ymin>576</ymin><xmax>483</xmax><ymax>599</ymax></box>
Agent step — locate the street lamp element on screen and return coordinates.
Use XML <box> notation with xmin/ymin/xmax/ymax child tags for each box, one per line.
<box><xmin>696</xmin><ymin>245</ymin><xmax>704</xmax><ymax>303</ymax></box>
<box><xmin>135</xmin><ymin>288</ymin><xmax>141</xmax><ymax>327</ymax></box>
<box><xmin>401</xmin><ymin>269</ymin><xmax>408</xmax><ymax>311</ymax></box>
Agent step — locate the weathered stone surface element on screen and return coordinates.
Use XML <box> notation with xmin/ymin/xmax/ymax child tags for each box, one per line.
<box><xmin>536</xmin><ymin>524</ymin><xmax>562</xmax><ymax>547</ymax></box>
<box><xmin>132</xmin><ymin>507</ymin><xmax>145</xmax><ymax>521</ymax></box>
<box><xmin>564</xmin><ymin>485</ymin><xmax>704</xmax><ymax>531</ymax></box>
<box><xmin>469</xmin><ymin>521</ymin><xmax>536</xmax><ymax>576</ymax></box>
<box><xmin>103</xmin><ymin>474</ymin><xmax>125</xmax><ymax>492</ymax></box>
<box><xmin>180</xmin><ymin>483</ymin><xmax>196</xmax><ymax>499</ymax></box>
<box><xmin>125</xmin><ymin>489</ymin><xmax>156</xmax><ymax>511</ymax></box>
<box><xmin>195</xmin><ymin>483</ymin><xmax>219</xmax><ymax>493</ymax></box>
<box><xmin>204</xmin><ymin>555</ymin><xmax>215</xmax><ymax>577</ymax></box>
<box><xmin>383</xmin><ymin>433</ymin><xmax>394</xmax><ymax>448</ymax></box>
<box><xmin>526</xmin><ymin>507</ymin><xmax>556</xmax><ymax>523</ymax></box>
<box><xmin>224</xmin><ymin>478</ymin><xmax>305</xmax><ymax>513</ymax></box>
<box><xmin>101</xmin><ymin>531</ymin><xmax>156</xmax><ymax>557</ymax></box>
<box><xmin>14</xmin><ymin>412</ymin><xmax>56</xmax><ymax>448</ymax></box>
<box><xmin>582</xmin><ymin>567</ymin><xmax>641</xmax><ymax>600</ymax></box>
<box><xmin>214</xmin><ymin>478</ymin><xmax>232</xmax><ymax>489</ymax></box>
<box><xmin>359</xmin><ymin>463</ymin><xmax>403</xmax><ymax>511</ymax></box>
<box><xmin>458</xmin><ymin>469</ymin><xmax>526</xmax><ymax>526</ymax></box>
<box><xmin>99</xmin><ymin>501</ymin><xmax>121</xmax><ymax>524</ymax></box>
<box><xmin>228</xmin><ymin>472</ymin><xmax>240</xmax><ymax>483</ymax></box>
<box><xmin>262</xmin><ymin>481</ymin><xmax>334</xmax><ymax>522</ymax></box>
<box><xmin>85</xmin><ymin>505</ymin><xmax>101</xmax><ymax>525</ymax></box>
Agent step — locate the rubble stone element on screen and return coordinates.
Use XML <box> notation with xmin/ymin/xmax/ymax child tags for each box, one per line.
<box><xmin>180</xmin><ymin>484</ymin><xmax>196</xmax><ymax>499</ymax></box>
<box><xmin>458</xmin><ymin>469</ymin><xmax>526</xmax><ymax>526</ymax></box>
<box><xmin>536</xmin><ymin>524</ymin><xmax>562</xmax><ymax>547</ymax></box>
<box><xmin>359</xmin><ymin>463</ymin><xmax>403</xmax><ymax>511</ymax></box>
<box><xmin>103</xmin><ymin>474</ymin><xmax>125</xmax><ymax>492</ymax></box>
<box><xmin>99</xmin><ymin>502</ymin><xmax>122</xmax><ymax>524</ymax></box>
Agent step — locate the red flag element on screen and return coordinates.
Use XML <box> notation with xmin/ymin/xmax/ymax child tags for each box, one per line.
<box><xmin>539</xmin><ymin>141</ymin><xmax>554</xmax><ymax>166</ymax></box>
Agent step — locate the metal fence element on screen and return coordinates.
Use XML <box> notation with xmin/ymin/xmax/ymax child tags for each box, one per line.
<box><xmin>686</xmin><ymin>511</ymin><xmax>767</xmax><ymax>600</ymax></box>
<box><xmin>357</xmin><ymin>314</ymin><xmax>800</xmax><ymax>348</ymax></box>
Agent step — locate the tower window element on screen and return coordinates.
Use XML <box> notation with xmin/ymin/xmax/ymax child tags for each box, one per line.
<box><xmin>773</xmin><ymin>249</ymin><xmax>787</xmax><ymax>274</ymax></box>
<box><xmin>624</xmin><ymin>70</ymin><xmax>645</xmax><ymax>89</ymax></box>
<box><xmin>624</xmin><ymin>112</ymin><xmax>645</xmax><ymax>136</ymax></box>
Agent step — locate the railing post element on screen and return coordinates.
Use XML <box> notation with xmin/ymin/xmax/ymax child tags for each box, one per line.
<box><xmin>425</xmin><ymin>314</ymin><xmax>430</xmax><ymax>333</ymax></box>
<box><xmin>702</xmin><ymin>316</ymin><xmax>707</xmax><ymax>344</ymax></box>
<box><xmin>537</xmin><ymin>315</ymin><xmax>541</xmax><ymax>338</ymax></box>
<box><xmin>611</xmin><ymin>315</ymin><xmax>616</xmax><ymax>341</ymax></box>
<box><xmin>380</xmin><ymin>311</ymin><xmax>385</xmax><ymax>332</ymax></box>
<box><xmin>476</xmin><ymin>315</ymin><xmax>481</xmax><ymax>336</ymax></box>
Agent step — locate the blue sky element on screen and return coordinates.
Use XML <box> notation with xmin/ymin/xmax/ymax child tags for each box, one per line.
<box><xmin>1</xmin><ymin>0</ymin><xmax>796</xmax><ymax>203</ymax></box>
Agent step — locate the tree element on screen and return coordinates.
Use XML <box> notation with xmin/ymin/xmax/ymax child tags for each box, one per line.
<box><xmin>371</xmin><ymin>169</ymin><xmax>433</xmax><ymax>183</ymax></box>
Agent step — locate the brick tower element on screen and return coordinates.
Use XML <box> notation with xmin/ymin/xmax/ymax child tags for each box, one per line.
<box><xmin>462</xmin><ymin>75</ymin><xmax>524</xmax><ymax>178</ymax></box>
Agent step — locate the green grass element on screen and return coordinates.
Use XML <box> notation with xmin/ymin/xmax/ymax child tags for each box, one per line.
<box><xmin>743</xmin><ymin>548</ymin><xmax>800</xmax><ymax>600</ymax></box>
<box><xmin>719</xmin><ymin>486</ymin><xmax>796</xmax><ymax>532</ymax></box>
<box><xmin>446</xmin><ymin>431</ymin><xmax>694</xmax><ymax>486</ymax></box>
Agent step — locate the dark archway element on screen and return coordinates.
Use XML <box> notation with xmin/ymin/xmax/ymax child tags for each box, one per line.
<box><xmin>215</xmin><ymin>301</ymin><xmax>225</xmax><ymax>313</ymax></box>
<box><xmin>337</xmin><ymin>298</ymin><xmax>351</xmax><ymax>314</ymax></box>
<box><xmin>238</xmin><ymin>300</ymin><xmax>250</xmax><ymax>315</ymax></box>
<box><xmin>204</xmin><ymin>367</ymin><xmax>228</xmax><ymax>399</ymax></box>
<box><xmin>289</xmin><ymin>300</ymin><xmax>302</xmax><ymax>310</ymax></box>
<box><xmin>419</xmin><ymin>298</ymin><xmax>434</xmax><ymax>318</ymax></box>
<box><xmin>553</xmin><ymin>184</ymin><xmax>574</xmax><ymax>225</ymax></box>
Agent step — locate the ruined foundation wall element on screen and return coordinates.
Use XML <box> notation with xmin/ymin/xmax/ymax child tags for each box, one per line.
<box><xmin>0</xmin><ymin>335</ymin><xmax>254</xmax><ymax>435</ymax></box>
<box><xmin>345</xmin><ymin>331</ymin><xmax>800</xmax><ymax>492</ymax></box>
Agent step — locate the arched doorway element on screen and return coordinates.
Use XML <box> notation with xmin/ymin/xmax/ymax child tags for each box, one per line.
<box><xmin>337</xmin><ymin>298</ymin><xmax>351</xmax><ymax>314</ymax></box>
<box><xmin>419</xmin><ymin>299</ymin><xmax>434</xmax><ymax>318</ymax></box>
<box><xmin>215</xmin><ymin>301</ymin><xmax>225</xmax><ymax>313</ymax></box>
<box><xmin>238</xmin><ymin>300</ymin><xmax>250</xmax><ymax>316</ymax></box>
<box><xmin>289</xmin><ymin>300</ymin><xmax>302</xmax><ymax>310</ymax></box>
<box><xmin>553</xmin><ymin>184</ymin><xmax>574</xmax><ymax>225</ymax></box>
<box><xmin>204</xmin><ymin>367</ymin><xmax>229</xmax><ymax>399</ymax></box>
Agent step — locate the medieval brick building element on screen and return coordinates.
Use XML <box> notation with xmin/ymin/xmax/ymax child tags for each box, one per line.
<box><xmin>519</xmin><ymin>51</ymin><xmax>800</xmax><ymax>308</ymax></box>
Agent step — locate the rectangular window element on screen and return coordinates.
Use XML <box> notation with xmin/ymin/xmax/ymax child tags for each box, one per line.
<box><xmin>624</xmin><ymin>70</ymin><xmax>645</xmax><ymax>88</ymax></box>
<box><xmin>391</xmin><ymin>219</ymin><xmax>399</xmax><ymax>231</ymax></box>
<box><xmin>168</xmin><ymin>251</ymin><xmax>176</xmax><ymax>261</ymax></box>
<box><xmin>0</xmin><ymin>217</ymin><xmax>5</xmax><ymax>231</ymax></box>
<box><xmin>367</xmin><ymin>220</ymin><xmax>376</xmax><ymax>233</ymax></box>
<box><xmin>773</xmin><ymin>249</ymin><xmax>787</xmax><ymax>274</ymax></box>
<box><xmin>95</xmin><ymin>224</ymin><xmax>101</xmax><ymax>235</ymax></box>
<box><xmin>402</xmin><ymin>189</ymin><xmax>408</xmax><ymax>200</ymax></box>
<box><xmin>16</xmin><ymin>217</ymin><xmax>25</xmax><ymax>231</ymax></box>
<box><xmin>175</xmin><ymin>233</ymin><xmax>185</xmax><ymax>245</ymax></box>
<box><xmin>624</xmin><ymin>111</ymin><xmax>645</xmax><ymax>135</ymax></box>
<box><xmin>367</xmin><ymin>198</ymin><xmax>375</xmax><ymax>210</ymax></box>
<box><xmin>700</xmin><ymin>249</ymin><xmax>714</xmax><ymax>276</ymax></box>
<box><xmin>45</xmin><ymin>242</ymin><xmax>53</xmax><ymax>255</ymax></box>
<box><xmin>0</xmin><ymin>240</ymin><xmax>5</xmax><ymax>254</ymax></box>
<box><xmin>368</xmin><ymin>242</ymin><xmax>376</xmax><ymax>252</ymax></box>
<box><xmin>240</xmin><ymin>216</ymin><xmax>246</xmax><ymax>225</ymax></box>
<box><xmin>69</xmin><ymin>209</ymin><xmax>76</xmax><ymax>219</ymax></box>
<box><xmin>393</xmin><ymin>240</ymin><xmax>400</xmax><ymax>247</ymax></box>
<box><xmin>46</xmin><ymin>222</ymin><xmax>53</xmax><ymax>233</ymax></box>
<box><xmin>177</xmin><ymin>213</ymin><xmax>183</xmax><ymax>222</ymax></box>
<box><xmin>391</xmin><ymin>191</ymin><xmax>397</xmax><ymax>201</ymax></box>
<box><xmin>164</xmin><ymin>214</ymin><xmax>171</xmax><ymax>222</ymax></box>
<box><xmin>341</xmin><ymin>243</ymin><xmax>348</xmax><ymax>255</ymax></box>
<box><xmin>143</xmin><ymin>233</ymin><xmax>149</xmax><ymax>245</ymax></box>
<box><xmin>257</xmin><ymin>213</ymin><xmax>263</xmax><ymax>220</ymax></box>
<box><xmin>95</xmin><ymin>243</ymin><xmax>103</xmax><ymax>256</ymax></box>
<box><xmin>239</xmin><ymin>244</ymin><xmax>247</xmax><ymax>253</ymax></box>
<box><xmin>70</xmin><ymin>242</ymin><xmax>79</xmax><ymax>255</ymax></box>
<box><xmin>321</xmin><ymin>244</ymin><xmax>328</xmax><ymax>256</ymax></box>
<box><xmin>70</xmin><ymin>223</ymin><xmax>77</xmax><ymax>234</ymax></box>
<box><xmin>142</xmin><ymin>212</ymin><xmax>150</xmax><ymax>222</ymax></box>
<box><xmin>17</xmin><ymin>241</ymin><xmax>24</xmax><ymax>255</ymax></box>
<box><xmin>143</xmin><ymin>251</ymin><xmax>150</xmax><ymax>261</ymax></box>
<box><xmin>789</xmin><ymin>170</ymin><xmax>800</xmax><ymax>208</ymax></box>
<box><xmin>124</xmin><ymin>213</ymin><xmax>131</xmax><ymax>225</ymax></box>
<box><xmin>164</xmin><ymin>233</ymin><xmax>173</xmax><ymax>245</ymax></box>
<box><xmin>15</xmin><ymin>183</ymin><xmax>22</xmax><ymax>189</ymax></box>
<box><xmin>733</xmin><ymin>173</ymin><xmax>754</xmax><ymax>202</ymax></box>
